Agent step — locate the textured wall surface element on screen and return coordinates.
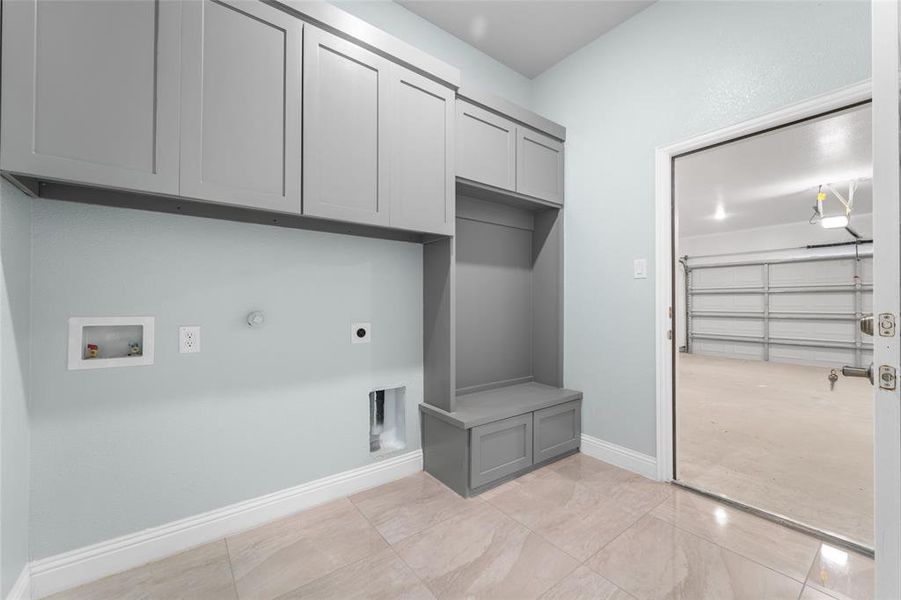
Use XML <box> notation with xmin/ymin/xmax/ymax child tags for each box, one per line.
<box><xmin>0</xmin><ymin>179</ymin><xmax>32</xmax><ymax>596</ymax></box>
<box><xmin>28</xmin><ymin>200</ymin><xmax>422</xmax><ymax>558</ymax></box>
<box><xmin>531</xmin><ymin>0</ymin><xmax>871</xmax><ymax>456</ymax></box>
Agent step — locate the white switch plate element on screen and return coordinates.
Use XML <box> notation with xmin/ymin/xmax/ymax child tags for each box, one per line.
<box><xmin>179</xmin><ymin>326</ymin><xmax>200</xmax><ymax>353</ymax></box>
<box><xmin>633</xmin><ymin>258</ymin><xmax>648</xmax><ymax>279</ymax></box>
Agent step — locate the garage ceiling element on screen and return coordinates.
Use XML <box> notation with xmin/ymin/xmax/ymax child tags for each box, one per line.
<box><xmin>675</xmin><ymin>104</ymin><xmax>873</xmax><ymax>237</ymax></box>
<box><xmin>396</xmin><ymin>0</ymin><xmax>655</xmax><ymax>78</ymax></box>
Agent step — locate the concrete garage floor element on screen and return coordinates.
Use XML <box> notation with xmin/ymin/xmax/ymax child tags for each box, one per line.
<box><xmin>676</xmin><ymin>353</ymin><xmax>874</xmax><ymax>548</ymax></box>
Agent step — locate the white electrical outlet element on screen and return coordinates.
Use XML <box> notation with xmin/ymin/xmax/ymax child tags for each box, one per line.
<box><xmin>179</xmin><ymin>326</ymin><xmax>200</xmax><ymax>353</ymax></box>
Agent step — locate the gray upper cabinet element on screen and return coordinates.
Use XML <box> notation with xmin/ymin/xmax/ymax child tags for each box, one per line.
<box><xmin>180</xmin><ymin>0</ymin><xmax>302</xmax><ymax>213</ymax></box>
<box><xmin>303</xmin><ymin>27</ymin><xmax>390</xmax><ymax>226</ymax></box>
<box><xmin>516</xmin><ymin>128</ymin><xmax>564</xmax><ymax>205</ymax></box>
<box><xmin>0</xmin><ymin>0</ymin><xmax>181</xmax><ymax>194</ymax></box>
<box><xmin>456</xmin><ymin>101</ymin><xmax>516</xmax><ymax>192</ymax></box>
<box><xmin>389</xmin><ymin>71</ymin><xmax>455</xmax><ymax>236</ymax></box>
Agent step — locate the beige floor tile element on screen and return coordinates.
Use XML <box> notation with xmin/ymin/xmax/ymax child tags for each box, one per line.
<box><xmin>46</xmin><ymin>541</ymin><xmax>236</xmax><ymax>600</ymax></box>
<box><xmin>485</xmin><ymin>455</ymin><xmax>670</xmax><ymax>561</ymax></box>
<box><xmin>226</xmin><ymin>498</ymin><xmax>387</xmax><ymax>600</ymax></box>
<box><xmin>677</xmin><ymin>354</ymin><xmax>873</xmax><ymax>546</ymax></box>
<box><xmin>588</xmin><ymin>515</ymin><xmax>803</xmax><ymax>600</ymax></box>
<box><xmin>651</xmin><ymin>488</ymin><xmax>820</xmax><ymax>581</ymax></box>
<box><xmin>281</xmin><ymin>548</ymin><xmax>435</xmax><ymax>600</ymax></box>
<box><xmin>350</xmin><ymin>472</ymin><xmax>476</xmax><ymax>544</ymax></box>
<box><xmin>804</xmin><ymin>543</ymin><xmax>874</xmax><ymax>600</ymax></box>
<box><xmin>394</xmin><ymin>502</ymin><xmax>579</xmax><ymax>599</ymax></box>
<box><xmin>801</xmin><ymin>587</ymin><xmax>840</xmax><ymax>600</ymax></box>
<box><xmin>539</xmin><ymin>566</ymin><xmax>636</xmax><ymax>600</ymax></box>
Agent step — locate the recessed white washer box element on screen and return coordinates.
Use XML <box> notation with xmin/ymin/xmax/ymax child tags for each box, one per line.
<box><xmin>68</xmin><ymin>316</ymin><xmax>155</xmax><ymax>370</ymax></box>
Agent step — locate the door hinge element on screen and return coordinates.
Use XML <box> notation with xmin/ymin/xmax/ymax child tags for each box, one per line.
<box><xmin>667</xmin><ymin>330</ymin><xmax>673</xmax><ymax>340</ymax></box>
<box><xmin>668</xmin><ymin>306</ymin><xmax>673</xmax><ymax>319</ymax></box>
<box><xmin>879</xmin><ymin>365</ymin><xmax>897</xmax><ymax>390</ymax></box>
<box><xmin>879</xmin><ymin>313</ymin><xmax>896</xmax><ymax>337</ymax></box>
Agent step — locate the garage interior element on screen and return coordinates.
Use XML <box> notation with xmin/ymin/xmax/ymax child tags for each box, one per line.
<box><xmin>674</xmin><ymin>103</ymin><xmax>874</xmax><ymax>550</ymax></box>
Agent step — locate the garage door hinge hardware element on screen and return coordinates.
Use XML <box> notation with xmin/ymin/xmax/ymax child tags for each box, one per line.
<box><xmin>878</xmin><ymin>313</ymin><xmax>895</xmax><ymax>337</ymax></box>
<box><xmin>879</xmin><ymin>365</ymin><xmax>896</xmax><ymax>391</ymax></box>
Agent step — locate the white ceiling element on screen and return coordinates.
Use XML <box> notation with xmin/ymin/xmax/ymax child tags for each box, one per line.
<box><xmin>675</xmin><ymin>104</ymin><xmax>872</xmax><ymax>238</ymax></box>
<box><xmin>396</xmin><ymin>0</ymin><xmax>655</xmax><ymax>78</ymax></box>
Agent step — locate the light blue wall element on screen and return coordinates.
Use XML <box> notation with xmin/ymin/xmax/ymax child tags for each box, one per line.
<box><xmin>331</xmin><ymin>1</ymin><xmax>533</xmax><ymax>107</ymax></box>
<box><xmin>0</xmin><ymin>179</ymin><xmax>32</xmax><ymax>597</ymax></box>
<box><xmin>26</xmin><ymin>1</ymin><xmax>530</xmax><ymax>560</ymax></box>
<box><xmin>28</xmin><ymin>200</ymin><xmax>422</xmax><ymax>558</ymax></box>
<box><xmin>531</xmin><ymin>0</ymin><xmax>872</xmax><ymax>456</ymax></box>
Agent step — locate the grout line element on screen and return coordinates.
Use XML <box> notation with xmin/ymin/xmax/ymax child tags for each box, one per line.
<box><xmin>222</xmin><ymin>538</ymin><xmax>241</xmax><ymax>600</ymax></box>
<box><xmin>650</xmin><ymin>496</ymin><xmax>819</xmax><ymax>585</ymax></box>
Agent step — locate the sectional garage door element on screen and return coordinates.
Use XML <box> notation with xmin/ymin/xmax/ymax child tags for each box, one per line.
<box><xmin>685</xmin><ymin>253</ymin><xmax>873</xmax><ymax>368</ymax></box>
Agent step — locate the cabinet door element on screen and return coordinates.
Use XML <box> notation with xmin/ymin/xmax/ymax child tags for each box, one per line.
<box><xmin>533</xmin><ymin>400</ymin><xmax>581</xmax><ymax>464</ymax></box>
<box><xmin>0</xmin><ymin>0</ymin><xmax>180</xmax><ymax>194</ymax></box>
<box><xmin>303</xmin><ymin>27</ymin><xmax>390</xmax><ymax>226</ymax></box>
<box><xmin>516</xmin><ymin>128</ymin><xmax>564</xmax><ymax>205</ymax></box>
<box><xmin>456</xmin><ymin>101</ymin><xmax>516</xmax><ymax>192</ymax></box>
<box><xmin>180</xmin><ymin>0</ymin><xmax>302</xmax><ymax>213</ymax></box>
<box><xmin>389</xmin><ymin>70</ymin><xmax>454</xmax><ymax>235</ymax></box>
<box><xmin>470</xmin><ymin>414</ymin><xmax>533</xmax><ymax>489</ymax></box>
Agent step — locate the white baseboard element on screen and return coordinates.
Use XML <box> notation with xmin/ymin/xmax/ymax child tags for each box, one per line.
<box><xmin>30</xmin><ymin>450</ymin><xmax>423</xmax><ymax>599</ymax></box>
<box><xmin>580</xmin><ymin>434</ymin><xmax>658</xmax><ymax>480</ymax></box>
<box><xmin>6</xmin><ymin>565</ymin><xmax>31</xmax><ymax>600</ymax></box>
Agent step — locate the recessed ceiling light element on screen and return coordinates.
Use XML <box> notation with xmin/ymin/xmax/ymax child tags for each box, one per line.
<box><xmin>469</xmin><ymin>14</ymin><xmax>487</xmax><ymax>40</ymax></box>
<box><xmin>714</xmin><ymin>205</ymin><xmax>726</xmax><ymax>220</ymax></box>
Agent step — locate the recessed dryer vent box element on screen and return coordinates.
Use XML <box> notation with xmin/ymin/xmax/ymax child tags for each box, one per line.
<box><xmin>369</xmin><ymin>386</ymin><xmax>406</xmax><ymax>455</ymax></box>
<box><xmin>68</xmin><ymin>317</ymin><xmax>155</xmax><ymax>370</ymax></box>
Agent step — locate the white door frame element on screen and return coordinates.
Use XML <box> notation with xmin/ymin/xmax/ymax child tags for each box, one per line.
<box><xmin>654</xmin><ymin>79</ymin><xmax>871</xmax><ymax>483</ymax></box>
<box><xmin>871</xmin><ymin>1</ymin><xmax>901</xmax><ymax>596</ymax></box>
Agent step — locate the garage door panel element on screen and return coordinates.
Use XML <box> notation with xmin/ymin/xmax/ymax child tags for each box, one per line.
<box><xmin>692</xmin><ymin>294</ymin><xmax>765</xmax><ymax>312</ymax></box>
<box><xmin>692</xmin><ymin>339</ymin><xmax>764</xmax><ymax>360</ymax></box>
<box><xmin>693</xmin><ymin>317</ymin><xmax>764</xmax><ymax>337</ymax></box>
<box><xmin>769</xmin><ymin>259</ymin><xmax>857</xmax><ymax>286</ymax></box>
<box><xmin>692</xmin><ymin>265</ymin><xmax>764</xmax><ymax>289</ymax></box>
<box><xmin>769</xmin><ymin>319</ymin><xmax>856</xmax><ymax>342</ymax></box>
<box><xmin>769</xmin><ymin>292</ymin><xmax>856</xmax><ymax>313</ymax></box>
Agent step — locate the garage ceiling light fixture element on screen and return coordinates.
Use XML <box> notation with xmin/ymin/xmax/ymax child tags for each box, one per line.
<box><xmin>811</xmin><ymin>180</ymin><xmax>858</xmax><ymax>229</ymax></box>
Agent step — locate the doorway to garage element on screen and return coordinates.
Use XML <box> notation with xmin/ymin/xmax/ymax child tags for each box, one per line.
<box><xmin>672</xmin><ymin>102</ymin><xmax>874</xmax><ymax>552</ymax></box>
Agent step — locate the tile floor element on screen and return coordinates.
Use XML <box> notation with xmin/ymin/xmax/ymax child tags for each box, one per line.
<box><xmin>677</xmin><ymin>353</ymin><xmax>873</xmax><ymax>547</ymax></box>
<box><xmin>47</xmin><ymin>453</ymin><xmax>874</xmax><ymax>600</ymax></box>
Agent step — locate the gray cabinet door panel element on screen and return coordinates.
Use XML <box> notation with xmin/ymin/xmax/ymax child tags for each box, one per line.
<box><xmin>456</xmin><ymin>101</ymin><xmax>516</xmax><ymax>192</ymax></box>
<box><xmin>180</xmin><ymin>0</ymin><xmax>302</xmax><ymax>213</ymax></box>
<box><xmin>1</xmin><ymin>0</ymin><xmax>180</xmax><ymax>194</ymax></box>
<box><xmin>533</xmin><ymin>400</ymin><xmax>580</xmax><ymax>464</ymax></box>
<box><xmin>516</xmin><ymin>129</ymin><xmax>564</xmax><ymax>205</ymax></box>
<box><xmin>389</xmin><ymin>70</ymin><xmax>454</xmax><ymax>235</ymax></box>
<box><xmin>470</xmin><ymin>413</ymin><xmax>533</xmax><ymax>488</ymax></box>
<box><xmin>303</xmin><ymin>27</ymin><xmax>390</xmax><ymax>226</ymax></box>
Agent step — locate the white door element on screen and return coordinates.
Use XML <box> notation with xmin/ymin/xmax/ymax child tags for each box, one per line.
<box><xmin>871</xmin><ymin>1</ymin><xmax>901</xmax><ymax>597</ymax></box>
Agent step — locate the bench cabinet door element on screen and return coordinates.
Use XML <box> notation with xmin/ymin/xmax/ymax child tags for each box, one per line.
<box><xmin>180</xmin><ymin>0</ymin><xmax>302</xmax><ymax>213</ymax></box>
<box><xmin>470</xmin><ymin>413</ymin><xmax>533</xmax><ymax>489</ymax></box>
<box><xmin>456</xmin><ymin>101</ymin><xmax>516</xmax><ymax>192</ymax></box>
<box><xmin>533</xmin><ymin>400</ymin><xmax>581</xmax><ymax>464</ymax></box>
<box><xmin>1</xmin><ymin>0</ymin><xmax>180</xmax><ymax>194</ymax></box>
<box><xmin>516</xmin><ymin>128</ymin><xmax>564</xmax><ymax>205</ymax></box>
